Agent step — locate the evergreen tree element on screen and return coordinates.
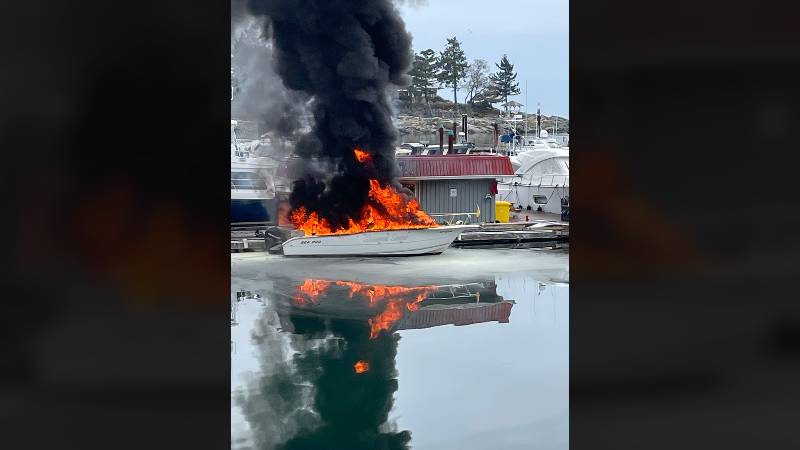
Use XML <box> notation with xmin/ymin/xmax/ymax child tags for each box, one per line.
<box><xmin>410</xmin><ymin>49</ymin><xmax>439</xmax><ymax>116</ymax></box>
<box><xmin>437</xmin><ymin>37</ymin><xmax>469</xmax><ymax>111</ymax></box>
<box><xmin>489</xmin><ymin>54</ymin><xmax>521</xmax><ymax>111</ymax></box>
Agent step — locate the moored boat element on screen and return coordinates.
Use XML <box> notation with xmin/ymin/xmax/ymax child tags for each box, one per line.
<box><xmin>231</xmin><ymin>119</ymin><xmax>279</xmax><ymax>224</ymax></box>
<box><xmin>497</xmin><ymin>148</ymin><xmax>569</xmax><ymax>214</ymax></box>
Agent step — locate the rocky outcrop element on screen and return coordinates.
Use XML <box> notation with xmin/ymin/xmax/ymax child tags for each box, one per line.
<box><xmin>394</xmin><ymin>114</ymin><xmax>569</xmax><ymax>136</ymax></box>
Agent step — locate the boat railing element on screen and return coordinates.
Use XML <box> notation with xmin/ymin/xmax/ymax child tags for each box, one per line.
<box><xmin>501</xmin><ymin>174</ymin><xmax>569</xmax><ymax>187</ymax></box>
<box><xmin>425</xmin><ymin>282</ymin><xmax>488</xmax><ymax>302</ymax></box>
<box><xmin>231</xmin><ymin>181</ymin><xmax>269</xmax><ymax>191</ymax></box>
<box><xmin>429</xmin><ymin>212</ymin><xmax>478</xmax><ymax>225</ymax></box>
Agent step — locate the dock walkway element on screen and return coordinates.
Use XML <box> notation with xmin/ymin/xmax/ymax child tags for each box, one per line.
<box><xmin>453</xmin><ymin>215</ymin><xmax>568</xmax><ymax>248</ymax></box>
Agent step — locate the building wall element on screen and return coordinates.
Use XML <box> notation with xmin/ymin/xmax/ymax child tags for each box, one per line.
<box><xmin>416</xmin><ymin>179</ymin><xmax>496</xmax><ymax>223</ymax></box>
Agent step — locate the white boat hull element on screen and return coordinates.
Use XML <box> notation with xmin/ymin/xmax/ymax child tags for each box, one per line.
<box><xmin>498</xmin><ymin>183</ymin><xmax>569</xmax><ymax>215</ymax></box>
<box><xmin>281</xmin><ymin>225</ymin><xmax>478</xmax><ymax>256</ymax></box>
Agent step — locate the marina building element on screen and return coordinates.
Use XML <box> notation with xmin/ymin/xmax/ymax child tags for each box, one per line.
<box><xmin>396</xmin><ymin>155</ymin><xmax>515</xmax><ymax>223</ymax></box>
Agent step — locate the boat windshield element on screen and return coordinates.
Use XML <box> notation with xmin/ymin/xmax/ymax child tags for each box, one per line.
<box><xmin>231</xmin><ymin>171</ymin><xmax>269</xmax><ymax>190</ymax></box>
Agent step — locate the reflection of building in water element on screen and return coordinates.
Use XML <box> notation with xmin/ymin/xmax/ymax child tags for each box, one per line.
<box><xmin>397</xmin><ymin>282</ymin><xmax>513</xmax><ymax>331</ymax></box>
<box><xmin>398</xmin><ymin>302</ymin><xmax>513</xmax><ymax>330</ymax></box>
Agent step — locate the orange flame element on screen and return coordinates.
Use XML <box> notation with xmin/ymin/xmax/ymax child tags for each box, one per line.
<box><xmin>353</xmin><ymin>148</ymin><xmax>372</xmax><ymax>164</ymax></box>
<box><xmin>290</xmin><ymin>279</ymin><xmax>437</xmax><ymax>338</ymax></box>
<box><xmin>354</xmin><ymin>360</ymin><xmax>370</xmax><ymax>373</ymax></box>
<box><xmin>289</xmin><ymin>149</ymin><xmax>438</xmax><ymax>236</ymax></box>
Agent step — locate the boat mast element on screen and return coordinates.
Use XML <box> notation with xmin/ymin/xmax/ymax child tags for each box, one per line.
<box><xmin>524</xmin><ymin>80</ymin><xmax>528</xmax><ymax>143</ymax></box>
<box><xmin>537</xmin><ymin>103</ymin><xmax>541</xmax><ymax>138</ymax></box>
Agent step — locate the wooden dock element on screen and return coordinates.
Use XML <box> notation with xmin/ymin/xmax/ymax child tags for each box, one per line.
<box><xmin>231</xmin><ymin>229</ymin><xmax>268</xmax><ymax>252</ymax></box>
<box><xmin>230</xmin><ymin>222</ymin><xmax>279</xmax><ymax>253</ymax></box>
<box><xmin>453</xmin><ymin>220</ymin><xmax>568</xmax><ymax>248</ymax></box>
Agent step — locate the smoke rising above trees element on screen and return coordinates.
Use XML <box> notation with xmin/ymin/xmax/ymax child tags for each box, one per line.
<box><xmin>243</xmin><ymin>0</ymin><xmax>414</xmax><ymax>230</ymax></box>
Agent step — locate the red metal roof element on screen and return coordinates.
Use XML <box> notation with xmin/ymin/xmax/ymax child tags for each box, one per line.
<box><xmin>396</xmin><ymin>155</ymin><xmax>514</xmax><ymax>179</ymax></box>
<box><xmin>397</xmin><ymin>301</ymin><xmax>513</xmax><ymax>330</ymax></box>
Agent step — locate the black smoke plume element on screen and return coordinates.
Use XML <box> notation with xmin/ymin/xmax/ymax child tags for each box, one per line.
<box><xmin>246</xmin><ymin>0</ymin><xmax>413</xmax><ymax>229</ymax></box>
<box><xmin>232</xmin><ymin>15</ymin><xmax>309</xmax><ymax>145</ymax></box>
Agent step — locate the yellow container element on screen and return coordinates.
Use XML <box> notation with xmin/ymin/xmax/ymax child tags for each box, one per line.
<box><xmin>495</xmin><ymin>201</ymin><xmax>512</xmax><ymax>223</ymax></box>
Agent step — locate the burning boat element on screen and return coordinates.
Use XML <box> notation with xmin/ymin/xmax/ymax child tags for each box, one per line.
<box><xmin>281</xmin><ymin>224</ymin><xmax>475</xmax><ymax>256</ymax></box>
<box><xmin>246</xmin><ymin>0</ymin><xmax>471</xmax><ymax>256</ymax></box>
<box><xmin>282</xmin><ymin>160</ymin><xmax>476</xmax><ymax>256</ymax></box>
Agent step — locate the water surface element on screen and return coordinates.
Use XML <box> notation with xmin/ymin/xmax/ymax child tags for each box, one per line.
<box><xmin>231</xmin><ymin>248</ymin><xmax>568</xmax><ymax>450</ymax></box>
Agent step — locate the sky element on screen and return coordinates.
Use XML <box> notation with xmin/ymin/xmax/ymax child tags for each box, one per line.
<box><xmin>398</xmin><ymin>0</ymin><xmax>569</xmax><ymax>118</ymax></box>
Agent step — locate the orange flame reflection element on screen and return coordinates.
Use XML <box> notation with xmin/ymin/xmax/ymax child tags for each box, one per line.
<box><xmin>354</xmin><ymin>360</ymin><xmax>370</xmax><ymax>373</ymax></box>
<box><xmin>368</xmin><ymin>289</ymin><xmax>430</xmax><ymax>338</ymax></box>
<box><xmin>293</xmin><ymin>279</ymin><xmax>331</xmax><ymax>305</ymax></box>
<box><xmin>291</xmin><ymin>279</ymin><xmax>437</xmax><ymax>338</ymax></box>
<box><xmin>289</xmin><ymin>149</ymin><xmax>437</xmax><ymax>236</ymax></box>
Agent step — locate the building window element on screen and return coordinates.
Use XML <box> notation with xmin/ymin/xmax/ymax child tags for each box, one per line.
<box><xmin>449</xmin><ymin>186</ymin><xmax>457</xmax><ymax>197</ymax></box>
<box><xmin>401</xmin><ymin>182</ymin><xmax>417</xmax><ymax>197</ymax></box>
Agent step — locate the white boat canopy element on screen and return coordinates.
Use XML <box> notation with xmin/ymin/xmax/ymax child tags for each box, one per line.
<box><xmin>515</xmin><ymin>148</ymin><xmax>570</xmax><ymax>176</ymax></box>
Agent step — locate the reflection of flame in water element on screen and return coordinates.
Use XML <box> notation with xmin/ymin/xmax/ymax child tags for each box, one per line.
<box><xmin>369</xmin><ymin>300</ymin><xmax>404</xmax><ymax>339</ymax></box>
<box><xmin>293</xmin><ymin>279</ymin><xmax>332</xmax><ymax>305</ymax></box>
<box><xmin>368</xmin><ymin>290</ymin><xmax>430</xmax><ymax>339</ymax></box>
<box><xmin>353</xmin><ymin>360</ymin><xmax>370</xmax><ymax>374</ymax></box>
<box><xmin>290</xmin><ymin>149</ymin><xmax>437</xmax><ymax>236</ymax></box>
<box><xmin>292</xmin><ymin>279</ymin><xmax>437</xmax><ymax>339</ymax></box>
<box><xmin>332</xmin><ymin>280</ymin><xmax>363</xmax><ymax>298</ymax></box>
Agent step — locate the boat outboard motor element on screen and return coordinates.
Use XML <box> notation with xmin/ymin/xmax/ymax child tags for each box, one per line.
<box><xmin>264</xmin><ymin>226</ymin><xmax>292</xmax><ymax>254</ymax></box>
<box><xmin>560</xmin><ymin>196</ymin><xmax>570</xmax><ymax>222</ymax></box>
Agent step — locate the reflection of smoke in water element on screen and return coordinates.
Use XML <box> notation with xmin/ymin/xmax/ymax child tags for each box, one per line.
<box><xmin>236</xmin><ymin>305</ymin><xmax>411</xmax><ymax>450</ymax></box>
